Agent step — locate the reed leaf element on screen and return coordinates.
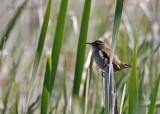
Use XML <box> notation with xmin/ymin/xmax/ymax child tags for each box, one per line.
<box><xmin>93</xmin><ymin>73</ymin><xmax>99</xmax><ymax>114</ymax></box>
<box><xmin>143</xmin><ymin>42</ymin><xmax>160</xmax><ymax>69</ymax></box>
<box><xmin>0</xmin><ymin>1</ymin><xmax>27</xmax><ymax>49</ymax></box>
<box><xmin>25</xmin><ymin>0</ymin><xmax>52</xmax><ymax>113</ymax></box>
<box><xmin>148</xmin><ymin>74</ymin><xmax>160</xmax><ymax>114</ymax></box>
<box><xmin>2</xmin><ymin>71</ymin><xmax>15</xmax><ymax>114</ymax></box>
<box><xmin>84</xmin><ymin>70</ymin><xmax>90</xmax><ymax>114</ymax></box>
<box><xmin>108</xmin><ymin>0</ymin><xmax>124</xmax><ymax>77</ymax></box>
<box><xmin>49</xmin><ymin>0</ymin><xmax>68</xmax><ymax>94</ymax></box>
<box><xmin>41</xmin><ymin>52</ymin><xmax>52</xmax><ymax>114</ymax></box>
<box><xmin>120</xmin><ymin>84</ymin><xmax>126</xmax><ymax>114</ymax></box>
<box><xmin>63</xmin><ymin>59</ymin><xmax>67</xmax><ymax>113</ymax></box>
<box><xmin>2</xmin><ymin>89</ymin><xmax>10</xmax><ymax>114</ymax></box>
<box><xmin>122</xmin><ymin>95</ymin><xmax>129</xmax><ymax>113</ymax></box>
<box><xmin>72</xmin><ymin>0</ymin><xmax>92</xmax><ymax>96</ymax></box>
<box><xmin>106</xmin><ymin>0</ymin><xmax>124</xmax><ymax>114</ymax></box>
<box><xmin>15</xmin><ymin>86</ymin><xmax>19</xmax><ymax>114</ymax></box>
<box><xmin>50</xmin><ymin>0</ymin><xmax>68</xmax><ymax>93</ymax></box>
<box><xmin>128</xmin><ymin>38</ymin><xmax>138</xmax><ymax>114</ymax></box>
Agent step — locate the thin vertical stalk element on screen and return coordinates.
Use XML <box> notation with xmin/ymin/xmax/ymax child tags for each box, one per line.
<box><xmin>104</xmin><ymin>58</ymin><xmax>116</xmax><ymax>114</ymax></box>
<box><xmin>104</xmin><ymin>59</ymin><xmax>109</xmax><ymax>114</ymax></box>
<box><xmin>84</xmin><ymin>69</ymin><xmax>90</xmax><ymax>114</ymax></box>
<box><xmin>120</xmin><ymin>84</ymin><xmax>126</xmax><ymax>114</ymax></box>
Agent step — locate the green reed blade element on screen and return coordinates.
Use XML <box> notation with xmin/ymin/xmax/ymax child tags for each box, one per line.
<box><xmin>72</xmin><ymin>0</ymin><xmax>92</xmax><ymax>96</ymax></box>
<box><xmin>25</xmin><ymin>0</ymin><xmax>52</xmax><ymax>113</ymax></box>
<box><xmin>41</xmin><ymin>52</ymin><xmax>52</xmax><ymax>114</ymax></box>
<box><xmin>148</xmin><ymin>74</ymin><xmax>160</xmax><ymax>114</ymax></box>
<box><xmin>0</xmin><ymin>1</ymin><xmax>27</xmax><ymax>49</ymax></box>
<box><xmin>49</xmin><ymin>0</ymin><xmax>68</xmax><ymax>95</ymax></box>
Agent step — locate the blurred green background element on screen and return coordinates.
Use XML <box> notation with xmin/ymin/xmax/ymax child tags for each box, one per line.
<box><xmin>0</xmin><ymin>0</ymin><xmax>160</xmax><ymax>114</ymax></box>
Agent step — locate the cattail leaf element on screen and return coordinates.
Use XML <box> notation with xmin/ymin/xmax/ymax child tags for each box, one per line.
<box><xmin>2</xmin><ymin>72</ymin><xmax>15</xmax><ymax>114</ymax></box>
<box><xmin>49</xmin><ymin>0</ymin><xmax>68</xmax><ymax>95</ymax></box>
<box><xmin>107</xmin><ymin>0</ymin><xmax>124</xmax><ymax>114</ymax></box>
<box><xmin>148</xmin><ymin>74</ymin><xmax>160</xmax><ymax>114</ymax></box>
<box><xmin>93</xmin><ymin>73</ymin><xmax>99</xmax><ymax>114</ymax></box>
<box><xmin>0</xmin><ymin>1</ymin><xmax>27</xmax><ymax>49</ymax></box>
<box><xmin>143</xmin><ymin>42</ymin><xmax>160</xmax><ymax>69</ymax></box>
<box><xmin>63</xmin><ymin>59</ymin><xmax>67</xmax><ymax>113</ymax></box>
<box><xmin>120</xmin><ymin>84</ymin><xmax>126</xmax><ymax>114</ymax></box>
<box><xmin>84</xmin><ymin>69</ymin><xmax>90</xmax><ymax>114</ymax></box>
<box><xmin>108</xmin><ymin>0</ymin><xmax>124</xmax><ymax>78</ymax></box>
<box><xmin>128</xmin><ymin>38</ymin><xmax>138</xmax><ymax>114</ymax></box>
<box><xmin>25</xmin><ymin>0</ymin><xmax>52</xmax><ymax>113</ymax></box>
<box><xmin>72</xmin><ymin>0</ymin><xmax>92</xmax><ymax>96</ymax></box>
<box><xmin>41</xmin><ymin>52</ymin><xmax>52</xmax><ymax>114</ymax></box>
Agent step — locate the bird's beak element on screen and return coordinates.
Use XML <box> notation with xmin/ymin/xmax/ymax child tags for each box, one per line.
<box><xmin>86</xmin><ymin>42</ymin><xmax>92</xmax><ymax>45</ymax></box>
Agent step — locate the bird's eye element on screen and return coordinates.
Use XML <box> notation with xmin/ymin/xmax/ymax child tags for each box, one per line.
<box><xmin>96</xmin><ymin>43</ymin><xmax>99</xmax><ymax>45</ymax></box>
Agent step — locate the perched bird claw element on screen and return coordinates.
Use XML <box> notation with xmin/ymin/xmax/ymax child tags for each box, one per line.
<box><xmin>101</xmin><ymin>71</ymin><xmax>105</xmax><ymax>78</ymax></box>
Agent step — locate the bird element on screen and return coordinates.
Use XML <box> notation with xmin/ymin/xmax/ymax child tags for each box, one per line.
<box><xmin>86</xmin><ymin>40</ymin><xmax>131</xmax><ymax>73</ymax></box>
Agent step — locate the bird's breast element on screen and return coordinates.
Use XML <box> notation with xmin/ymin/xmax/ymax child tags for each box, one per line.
<box><xmin>93</xmin><ymin>50</ymin><xmax>105</xmax><ymax>70</ymax></box>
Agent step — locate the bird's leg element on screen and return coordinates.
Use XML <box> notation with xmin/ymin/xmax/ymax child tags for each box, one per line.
<box><xmin>107</xmin><ymin>64</ymin><xmax>110</xmax><ymax>67</ymax></box>
<box><xmin>101</xmin><ymin>70</ymin><xmax>105</xmax><ymax>78</ymax></box>
<box><xmin>104</xmin><ymin>63</ymin><xmax>110</xmax><ymax>67</ymax></box>
<box><xmin>101</xmin><ymin>63</ymin><xmax>111</xmax><ymax>77</ymax></box>
<box><xmin>101</xmin><ymin>63</ymin><xmax>110</xmax><ymax>77</ymax></box>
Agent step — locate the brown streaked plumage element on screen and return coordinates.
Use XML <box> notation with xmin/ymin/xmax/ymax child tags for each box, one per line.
<box><xmin>86</xmin><ymin>40</ymin><xmax>131</xmax><ymax>72</ymax></box>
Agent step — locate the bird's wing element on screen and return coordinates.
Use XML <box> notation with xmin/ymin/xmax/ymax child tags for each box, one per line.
<box><xmin>101</xmin><ymin>48</ymin><xmax>121</xmax><ymax>69</ymax></box>
<box><xmin>101</xmin><ymin>48</ymin><xmax>110</xmax><ymax>61</ymax></box>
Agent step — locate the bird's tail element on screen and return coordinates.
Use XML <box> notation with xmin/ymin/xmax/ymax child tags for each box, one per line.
<box><xmin>120</xmin><ymin>62</ymin><xmax>132</xmax><ymax>69</ymax></box>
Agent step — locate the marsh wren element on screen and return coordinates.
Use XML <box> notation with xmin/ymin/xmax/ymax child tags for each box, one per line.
<box><xmin>87</xmin><ymin>40</ymin><xmax>131</xmax><ymax>72</ymax></box>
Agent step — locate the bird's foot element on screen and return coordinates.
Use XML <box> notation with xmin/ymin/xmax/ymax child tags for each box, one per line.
<box><xmin>107</xmin><ymin>64</ymin><xmax>110</xmax><ymax>67</ymax></box>
<box><xmin>101</xmin><ymin>71</ymin><xmax>105</xmax><ymax>78</ymax></box>
<box><xmin>104</xmin><ymin>64</ymin><xmax>110</xmax><ymax>67</ymax></box>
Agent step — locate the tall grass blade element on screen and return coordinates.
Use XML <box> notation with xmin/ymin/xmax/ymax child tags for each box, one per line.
<box><xmin>13</xmin><ymin>74</ymin><xmax>19</xmax><ymax>114</ymax></box>
<box><xmin>0</xmin><ymin>37</ymin><xmax>6</xmax><ymax>67</ymax></box>
<box><xmin>71</xmin><ymin>96</ymin><xmax>81</xmax><ymax>114</ymax></box>
<box><xmin>25</xmin><ymin>0</ymin><xmax>52</xmax><ymax>113</ymax></box>
<box><xmin>108</xmin><ymin>0</ymin><xmax>124</xmax><ymax>78</ymax></box>
<box><xmin>41</xmin><ymin>52</ymin><xmax>52</xmax><ymax>114</ymax></box>
<box><xmin>93</xmin><ymin>73</ymin><xmax>99</xmax><ymax>114</ymax></box>
<box><xmin>148</xmin><ymin>74</ymin><xmax>160</xmax><ymax>114</ymax></box>
<box><xmin>50</xmin><ymin>0</ymin><xmax>68</xmax><ymax>93</ymax></box>
<box><xmin>2</xmin><ymin>71</ymin><xmax>15</xmax><ymax>114</ymax></box>
<box><xmin>139</xmin><ymin>69</ymin><xmax>145</xmax><ymax>114</ymax></box>
<box><xmin>122</xmin><ymin>95</ymin><xmax>129</xmax><ymax>113</ymax></box>
<box><xmin>63</xmin><ymin>59</ymin><xmax>67</xmax><ymax>113</ymax></box>
<box><xmin>142</xmin><ymin>42</ymin><xmax>160</xmax><ymax>69</ymax></box>
<box><xmin>82</xmin><ymin>56</ymin><xmax>93</xmax><ymax>98</ymax></box>
<box><xmin>2</xmin><ymin>90</ymin><xmax>10</xmax><ymax>114</ymax></box>
<box><xmin>72</xmin><ymin>0</ymin><xmax>92</xmax><ymax>96</ymax></box>
<box><xmin>84</xmin><ymin>70</ymin><xmax>90</xmax><ymax>114</ymax></box>
<box><xmin>0</xmin><ymin>1</ymin><xmax>27</xmax><ymax>49</ymax></box>
<box><xmin>3</xmin><ymin>51</ymin><xmax>22</xmax><ymax>114</ymax></box>
<box><xmin>105</xmin><ymin>0</ymin><xmax>124</xmax><ymax>114</ymax></box>
<box><xmin>120</xmin><ymin>84</ymin><xmax>126</xmax><ymax>114</ymax></box>
<box><xmin>54</xmin><ymin>93</ymin><xmax>61</xmax><ymax>114</ymax></box>
<box><xmin>104</xmin><ymin>59</ymin><xmax>109</xmax><ymax>114</ymax></box>
<box><xmin>15</xmin><ymin>85</ymin><xmax>19</xmax><ymax>114</ymax></box>
<box><xmin>128</xmin><ymin>38</ymin><xmax>138</xmax><ymax>114</ymax></box>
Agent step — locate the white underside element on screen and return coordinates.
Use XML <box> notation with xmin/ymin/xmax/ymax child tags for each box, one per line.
<box><xmin>92</xmin><ymin>50</ymin><xmax>105</xmax><ymax>70</ymax></box>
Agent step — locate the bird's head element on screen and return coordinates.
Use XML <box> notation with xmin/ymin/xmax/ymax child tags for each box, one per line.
<box><xmin>86</xmin><ymin>40</ymin><xmax>106</xmax><ymax>51</ymax></box>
